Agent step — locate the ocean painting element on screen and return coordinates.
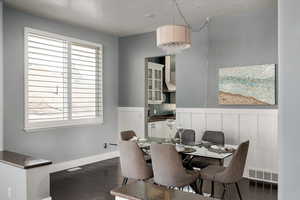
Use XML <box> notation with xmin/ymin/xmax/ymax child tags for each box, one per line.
<box><xmin>219</xmin><ymin>64</ymin><xmax>276</xmax><ymax>105</ymax></box>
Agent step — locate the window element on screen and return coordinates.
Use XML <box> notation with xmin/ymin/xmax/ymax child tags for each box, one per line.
<box><xmin>24</xmin><ymin>28</ymin><xmax>103</xmax><ymax>131</ymax></box>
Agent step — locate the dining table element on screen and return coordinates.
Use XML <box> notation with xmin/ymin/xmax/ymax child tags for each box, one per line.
<box><xmin>111</xmin><ymin>181</ymin><xmax>217</xmax><ymax>200</ymax></box>
<box><xmin>136</xmin><ymin>137</ymin><xmax>237</xmax><ymax>166</ymax></box>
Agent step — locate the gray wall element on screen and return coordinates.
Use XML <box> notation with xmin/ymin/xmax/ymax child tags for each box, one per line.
<box><xmin>3</xmin><ymin>6</ymin><xmax>119</xmax><ymax>163</ymax></box>
<box><xmin>119</xmin><ymin>29</ymin><xmax>209</xmax><ymax>108</ymax></box>
<box><xmin>0</xmin><ymin>1</ymin><xmax>3</xmax><ymax>150</ymax></box>
<box><xmin>207</xmin><ymin>3</ymin><xmax>278</xmax><ymax>108</ymax></box>
<box><xmin>119</xmin><ymin>4</ymin><xmax>277</xmax><ymax>108</ymax></box>
<box><xmin>278</xmin><ymin>0</ymin><xmax>300</xmax><ymax>199</ymax></box>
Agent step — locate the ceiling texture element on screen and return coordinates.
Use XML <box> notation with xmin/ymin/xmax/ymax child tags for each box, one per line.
<box><xmin>5</xmin><ymin>0</ymin><xmax>274</xmax><ymax>37</ymax></box>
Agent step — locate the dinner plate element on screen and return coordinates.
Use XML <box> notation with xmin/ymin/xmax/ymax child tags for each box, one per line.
<box><xmin>182</xmin><ymin>147</ymin><xmax>196</xmax><ymax>153</ymax></box>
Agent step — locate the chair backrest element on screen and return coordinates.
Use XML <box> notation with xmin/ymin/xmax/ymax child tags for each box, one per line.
<box><xmin>218</xmin><ymin>141</ymin><xmax>250</xmax><ymax>183</ymax></box>
<box><xmin>119</xmin><ymin>141</ymin><xmax>153</xmax><ymax>180</ymax></box>
<box><xmin>175</xmin><ymin>129</ymin><xmax>196</xmax><ymax>144</ymax></box>
<box><xmin>120</xmin><ymin>130</ymin><xmax>136</xmax><ymax>141</ymax></box>
<box><xmin>150</xmin><ymin>143</ymin><xmax>187</xmax><ymax>187</ymax></box>
<box><xmin>202</xmin><ymin>131</ymin><xmax>225</xmax><ymax>146</ymax></box>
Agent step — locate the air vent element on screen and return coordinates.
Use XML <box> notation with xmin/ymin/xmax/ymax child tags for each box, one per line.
<box><xmin>272</xmin><ymin>173</ymin><xmax>278</xmax><ymax>182</ymax></box>
<box><xmin>256</xmin><ymin>170</ymin><xmax>264</xmax><ymax>179</ymax></box>
<box><xmin>249</xmin><ymin>169</ymin><xmax>256</xmax><ymax>178</ymax></box>
<box><xmin>264</xmin><ymin>172</ymin><xmax>271</xmax><ymax>181</ymax></box>
<box><xmin>248</xmin><ymin>169</ymin><xmax>278</xmax><ymax>183</ymax></box>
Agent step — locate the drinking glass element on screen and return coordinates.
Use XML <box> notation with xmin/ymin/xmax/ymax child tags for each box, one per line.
<box><xmin>176</xmin><ymin>126</ymin><xmax>184</xmax><ymax>144</ymax></box>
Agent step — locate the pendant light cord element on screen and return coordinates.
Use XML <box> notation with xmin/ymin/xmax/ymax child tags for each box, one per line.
<box><xmin>172</xmin><ymin>0</ymin><xmax>191</xmax><ymax>28</ymax></box>
<box><xmin>172</xmin><ymin>0</ymin><xmax>210</xmax><ymax>32</ymax></box>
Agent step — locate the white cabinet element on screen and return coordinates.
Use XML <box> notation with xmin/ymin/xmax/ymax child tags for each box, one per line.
<box><xmin>0</xmin><ymin>163</ymin><xmax>50</xmax><ymax>200</ymax></box>
<box><xmin>148</xmin><ymin>120</ymin><xmax>176</xmax><ymax>138</ymax></box>
<box><xmin>148</xmin><ymin>62</ymin><xmax>164</xmax><ymax>104</ymax></box>
<box><xmin>148</xmin><ymin>122</ymin><xmax>163</xmax><ymax>138</ymax></box>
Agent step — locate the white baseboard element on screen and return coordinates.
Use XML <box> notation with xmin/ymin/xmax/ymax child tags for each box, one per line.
<box><xmin>50</xmin><ymin>151</ymin><xmax>120</xmax><ymax>173</ymax></box>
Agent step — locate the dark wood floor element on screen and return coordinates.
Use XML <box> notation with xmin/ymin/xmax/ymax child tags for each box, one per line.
<box><xmin>50</xmin><ymin>158</ymin><xmax>277</xmax><ymax>200</ymax></box>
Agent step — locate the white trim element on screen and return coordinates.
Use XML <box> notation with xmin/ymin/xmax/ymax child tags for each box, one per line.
<box><xmin>24</xmin><ymin>27</ymin><xmax>29</xmax><ymax>131</ymax></box>
<box><xmin>118</xmin><ymin>107</ymin><xmax>278</xmax><ymax>113</ymax></box>
<box><xmin>118</xmin><ymin>107</ymin><xmax>145</xmax><ymax>112</ymax></box>
<box><xmin>24</xmin><ymin>27</ymin><xmax>103</xmax><ymax>48</ymax></box>
<box><xmin>148</xmin><ymin>62</ymin><xmax>164</xmax><ymax>70</ymax></box>
<box><xmin>24</xmin><ymin>118</ymin><xmax>103</xmax><ymax>132</ymax></box>
<box><xmin>24</xmin><ymin>27</ymin><xmax>104</xmax><ymax>131</ymax></box>
<box><xmin>176</xmin><ymin>107</ymin><xmax>278</xmax><ymax>114</ymax></box>
<box><xmin>49</xmin><ymin>151</ymin><xmax>119</xmax><ymax>173</ymax></box>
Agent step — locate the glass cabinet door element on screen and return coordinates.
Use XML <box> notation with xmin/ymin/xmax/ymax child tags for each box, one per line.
<box><xmin>154</xmin><ymin>80</ymin><xmax>159</xmax><ymax>90</ymax></box>
<box><xmin>148</xmin><ymin>91</ymin><xmax>152</xmax><ymax>101</ymax></box>
<box><xmin>148</xmin><ymin>63</ymin><xmax>163</xmax><ymax>104</ymax></box>
<box><xmin>154</xmin><ymin>69</ymin><xmax>161</xmax><ymax>79</ymax></box>
<box><xmin>148</xmin><ymin>80</ymin><xmax>153</xmax><ymax>90</ymax></box>
<box><xmin>148</xmin><ymin>69</ymin><xmax>152</xmax><ymax>78</ymax></box>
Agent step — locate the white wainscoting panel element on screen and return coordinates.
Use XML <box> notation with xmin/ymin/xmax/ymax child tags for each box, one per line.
<box><xmin>222</xmin><ymin>113</ymin><xmax>239</xmax><ymax>145</ymax></box>
<box><xmin>118</xmin><ymin>107</ymin><xmax>145</xmax><ymax>138</ymax></box>
<box><xmin>177</xmin><ymin>108</ymin><xmax>278</xmax><ymax>182</ymax></box>
<box><xmin>191</xmin><ymin>113</ymin><xmax>206</xmax><ymax>142</ymax></box>
<box><xmin>118</xmin><ymin>107</ymin><xmax>278</xmax><ymax>182</ymax></box>
<box><xmin>177</xmin><ymin>112</ymin><xmax>192</xmax><ymax>129</ymax></box>
<box><xmin>206</xmin><ymin>113</ymin><xmax>222</xmax><ymax>131</ymax></box>
<box><xmin>239</xmin><ymin>113</ymin><xmax>258</xmax><ymax>176</ymax></box>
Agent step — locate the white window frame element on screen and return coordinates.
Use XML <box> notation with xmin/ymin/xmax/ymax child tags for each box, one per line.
<box><xmin>24</xmin><ymin>27</ymin><xmax>103</xmax><ymax>131</ymax></box>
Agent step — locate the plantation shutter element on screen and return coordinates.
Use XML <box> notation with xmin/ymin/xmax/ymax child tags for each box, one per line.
<box><xmin>70</xmin><ymin>43</ymin><xmax>103</xmax><ymax>120</ymax></box>
<box><xmin>25</xmin><ymin>28</ymin><xmax>103</xmax><ymax>130</ymax></box>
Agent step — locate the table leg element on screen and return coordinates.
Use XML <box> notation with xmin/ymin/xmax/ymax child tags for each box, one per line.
<box><xmin>219</xmin><ymin>159</ymin><xmax>224</xmax><ymax>166</ymax></box>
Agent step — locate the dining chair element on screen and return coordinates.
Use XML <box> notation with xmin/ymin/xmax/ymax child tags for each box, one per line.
<box><xmin>120</xmin><ymin>130</ymin><xmax>136</xmax><ymax>141</ymax></box>
<box><xmin>191</xmin><ymin>131</ymin><xmax>225</xmax><ymax>169</ymax></box>
<box><xmin>150</xmin><ymin>143</ymin><xmax>200</xmax><ymax>193</ymax></box>
<box><xmin>119</xmin><ymin>141</ymin><xmax>153</xmax><ymax>185</ymax></box>
<box><xmin>175</xmin><ymin>129</ymin><xmax>196</xmax><ymax>144</ymax></box>
<box><xmin>199</xmin><ymin>140</ymin><xmax>250</xmax><ymax>199</ymax></box>
<box><xmin>120</xmin><ymin>130</ymin><xmax>152</xmax><ymax>163</ymax></box>
<box><xmin>202</xmin><ymin>131</ymin><xmax>225</xmax><ymax>146</ymax></box>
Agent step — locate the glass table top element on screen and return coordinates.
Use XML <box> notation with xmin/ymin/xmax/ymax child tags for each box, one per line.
<box><xmin>136</xmin><ymin>137</ymin><xmax>237</xmax><ymax>160</ymax></box>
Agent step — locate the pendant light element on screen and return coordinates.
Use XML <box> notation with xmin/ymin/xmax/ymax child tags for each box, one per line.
<box><xmin>156</xmin><ymin>0</ymin><xmax>191</xmax><ymax>54</ymax></box>
<box><xmin>156</xmin><ymin>0</ymin><xmax>209</xmax><ymax>54</ymax></box>
<box><xmin>156</xmin><ymin>25</ymin><xmax>191</xmax><ymax>54</ymax></box>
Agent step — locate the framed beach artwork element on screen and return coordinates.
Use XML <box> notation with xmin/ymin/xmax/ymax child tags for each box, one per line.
<box><xmin>218</xmin><ymin>64</ymin><xmax>276</xmax><ymax>105</ymax></box>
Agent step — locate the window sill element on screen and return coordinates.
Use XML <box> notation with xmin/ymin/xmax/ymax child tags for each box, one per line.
<box><xmin>24</xmin><ymin>119</ymin><xmax>103</xmax><ymax>133</ymax></box>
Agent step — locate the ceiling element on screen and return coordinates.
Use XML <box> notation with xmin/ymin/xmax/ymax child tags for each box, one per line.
<box><xmin>5</xmin><ymin>0</ymin><xmax>274</xmax><ymax>37</ymax></box>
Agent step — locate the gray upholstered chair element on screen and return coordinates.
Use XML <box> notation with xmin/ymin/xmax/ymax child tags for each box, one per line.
<box><xmin>119</xmin><ymin>141</ymin><xmax>153</xmax><ymax>185</ymax></box>
<box><xmin>191</xmin><ymin>131</ymin><xmax>225</xmax><ymax>169</ymax></box>
<box><xmin>202</xmin><ymin>131</ymin><xmax>225</xmax><ymax>146</ymax></box>
<box><xmin>150</xmin><ymin>143</ymin><xmax>200</xmax><ymax>193</ymax></box>
<box><xmin>120</xmin><ymin>130</ymin><xmax>136</xmax><ymax>141</ymax></box>
<box><xmin>174</xmin><ymin>129</ymin><xmax>196</xmax><ymax>144</ymax></box>
<box><xmin>200</xmin><ymin>141</ymin><xmax>250</xmax><ymax>199</ymax></box>
<box><xmin>121</xmin><ymin>130</ymin><xmax>151</xmax><ymax>163</ymax></box>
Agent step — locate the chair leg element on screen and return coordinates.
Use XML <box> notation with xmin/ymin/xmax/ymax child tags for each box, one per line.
<box><xmin>221</xmin><ymin>184</ymin><xmax>227</xmax><ymax>200</ymax></box>
<box><xmin>235</xmin><ymin>183</ymin><xmax>243</xmax><ymax>200</ymax></box>
<box><xmin>122</xmin><ymin>177</ymin><xmax>128</xmax><ymax>185</ymax></box>
<box><xmin>211</xmin><ymin>181</ymin><xmax>215</xmax><ymax>197</ymax></box>
<box><xmin>190</xmin><ymin>181</ymin><xmax>199</xmax><ymax>194</ymax></box>
<box><xmin>199</xmin><ymin>179</ymin><xmax>203</xmax><ymax>195</ymax></box>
